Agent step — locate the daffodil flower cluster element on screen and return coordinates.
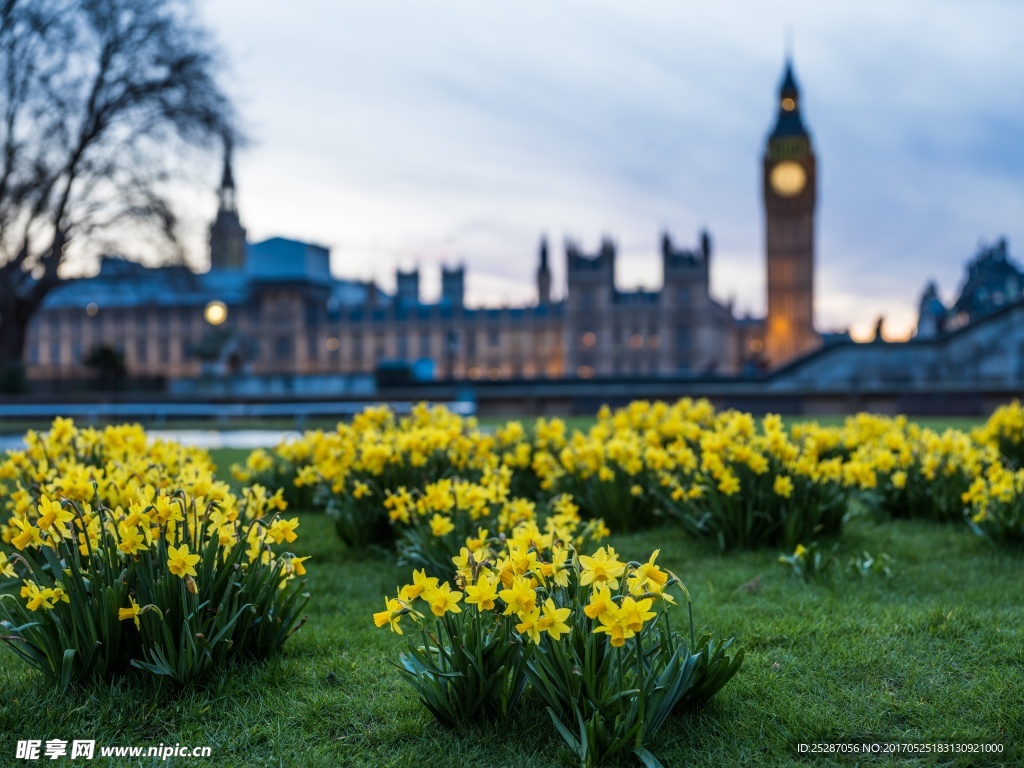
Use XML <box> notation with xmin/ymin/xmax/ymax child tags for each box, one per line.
<box><xmin>374</xmin><ymin>527</ymin><xmax>743</xmax><ymax>766</ymax></box>
<box><xmin>266</xmin><ymin>404</ymin><xmax>498</xmax><ymax>547</ymax></box>
<box><xmin>650</xmin><ymin>411</ymin><xmax>848</xmax><ymax>549</ymax></box>
<box><xmin>974</xmin><ymin>399</ymin><xmax>1024</xmax><ymax>469</ymax></box>
<box><xmin>242</xmin><ymin>400</ymin><xmax>1024</xmax><ymax>554</ymax></box>
<box><xmin>962</xmin><ymin>462</ymin><xmax>1024</xmax><ymax>545</ymax></box>
<box><xmin>0</xmin><ymin>419</ymin><xmax>289</xmax><ymax>549</ymax></box>
<box><xmin>0</xmin><ymin>420</ymin><xmax>310</xmax><ymax>688</ymax></box>
<box><xmin>795</xmin><ymin>415</ymin><xmax>998</xmax><ymax>523</ymax></box>
<box><xmin>390</xmin><ymin>468</ymin><xmax>609</xmax><ymax>576</ymax></box>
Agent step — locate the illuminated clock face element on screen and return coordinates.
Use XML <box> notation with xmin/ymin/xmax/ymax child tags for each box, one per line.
<box><xmin>770</xmin><ymin>161</ymin><xmax>807</xmax><ymax>197</ymax></box>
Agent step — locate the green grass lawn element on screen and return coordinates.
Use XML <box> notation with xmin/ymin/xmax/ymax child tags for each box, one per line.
<box><xmin>2</xmin><ymin>510</ymin><xmax>1020</xmax><ymax>767</ymax></box>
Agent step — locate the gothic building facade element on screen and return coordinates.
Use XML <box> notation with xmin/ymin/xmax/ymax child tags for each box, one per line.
<box><xmin>916</xmin><ymin>238</ymin><xmax>1022</xmax><ymax>339</ymax></box>
<box><xmin>24</xmin><ymin>62</ymin><xmax>832</xmax><ymax>383</ymax></box>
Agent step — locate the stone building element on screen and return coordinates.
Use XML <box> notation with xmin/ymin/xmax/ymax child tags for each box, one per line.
<box><xmin>25</xmin><ymin>62</ymin><xmax>839</xmax><ymax>384</ymax></box>
<box><xmin>915</xmin><ymin>238</ymin><xmax>1023</xmax><ymax>339</ymax></box>
<box><xmin>564</xmin><ymin>232</ymin><xmax>737</xmax><ymax>377</ymax></box>
<box><xmin>25</xmin><ymin>141</ymin><xmax>749</xmax><ymax>383</ymax></box>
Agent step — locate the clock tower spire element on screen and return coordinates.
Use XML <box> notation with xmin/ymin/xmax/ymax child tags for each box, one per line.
<box><xmin>209</xmin><ymin>138</ymin><xmax>247</xmax><ymax>271</ymax></box>
<box><xmin>763</xmin><ymin>59</ymin><xmax>819</xmax><ymax>366</ymax></box>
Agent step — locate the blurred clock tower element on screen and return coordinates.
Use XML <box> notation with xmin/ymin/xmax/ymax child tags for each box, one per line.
<box><xmin>763</xmin><ymin>60</ymin><xmax>819</xmax><ymax>366</ymax></box>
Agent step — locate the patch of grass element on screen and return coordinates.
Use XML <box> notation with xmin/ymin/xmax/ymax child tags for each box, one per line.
<box><xmin>2</xmin><ymin>512</ymin><xmax>1020</xmax><ymax>767</ymax></box>
<box><xmin>208</xmin><ymin>447</ymin><xmax>253</xmax><ymax>476</ymax></box>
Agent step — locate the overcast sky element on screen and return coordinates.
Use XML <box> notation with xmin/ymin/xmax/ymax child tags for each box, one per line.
<box><xmin>184</xmin><ymin>0</ymin><xmax>1024</xmax><ymax>341</ymax></box>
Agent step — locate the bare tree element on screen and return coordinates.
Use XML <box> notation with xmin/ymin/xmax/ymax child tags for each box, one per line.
<box><xmin>0</xmin><ymin>0</ymin><xmax>236</xmax><ymax>369</ymax></box>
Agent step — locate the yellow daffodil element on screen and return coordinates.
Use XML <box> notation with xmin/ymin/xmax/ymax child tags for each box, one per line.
<box><xmin>464</xmin><ymin>572</ymin><xmax>499</xmax><ymax>611</ymax></box>
<box><xmin>0</xmin><ymin>551</ymin><xmax>15</xmax><ymax>579</ymax></box>
<box><xmin>515</xmin><ymin>607</ymin><xmax>543</xmax><ymax>644</ymax></box>
<box><xmin>167</xmin><ymin>543</ymin><xmax>201</xmax><ymax>578</ymax></box>
<box><xmin>578</xmin><ymin>547</ymin><xmax>626</xmax><ymax>590</ymax></box>
<box><xmin>10</xmin><ymin>518</ymin><xmax>43</xmax><ymax>551</ymax></box>
<box><xmin>400</xmin><ymin>569</ymin><xmax>438</xmax><ymax>601</ymax></box>
<box><xmin>429</xmin><ymin>513</ymin><xmax>455</xmax><ymax>537</ymax></box>
<box><xmin>537</xmin><ymin>598</ymin><xmax>572</xmax><ymax>641</ymax></box>
<box><xmin>540</xmin><ymin>547</ymin><xmax>571</xmax><ymax>588</ymax></box>
<box><xmin>37</xmin><ymin>495</ymin><xmax>75</xmax><ymax>536</ymax></box>
<box><xmin>499</xmin><ymin>576</ymin><xmax>537</xmax><ymax>617</ymax></box>
<box><xmin>20</xmin><ymin>581</ymin><xmax>55</xmax><ymax>611</ymax></box>
<box><xmin>119</xmin><ymin>597</ymin><xmax>142</xmax><ymax>630</ymax></box>
<box><xmin>267</xmin><ymin>517</ymin><xmax>299</xmax><ymax>544</ymax></box>
<box><xmin>117</xmin><ymin>522</ymin><xmax>149</xmax><ymax>555</ymax></box>
<box><xmin>373</xmin><ymin>597</ymin><xmax>404</xmax><ymax>634</ymax></box>
<box><xmin>584</xmin><ymin>583</ymin><xmax>614</xmax><ymax>620</ymax></box>
<box><xmin>618</xmin><ymin>596</ymin><xmax>656</xmax><ymax>633</ymax></box>
<box><xmin>593</xmin><ymin>604</ymin><xmax>638</xmax><ymax>647</ymax></box>
<box><xmin>422</xmin><ymin>581</ymin><xmax>462</xmax><ymax>617</ymax></box>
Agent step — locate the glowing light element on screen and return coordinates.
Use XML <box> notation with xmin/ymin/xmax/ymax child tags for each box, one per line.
<box><xmin>577</xmin><ymin>365</ymin><xmax>595</xmax><ymax>379</ymax></box>
<box><xmin>750</xmin><ymin>339</ymin><xmax>764</xmax><ymax>353</ymax></box>
<box><xmin>770</xmin><ymin>161</ymin><xmax>806</xmax><ymax>197</ymax></box>
<box><xmin>86</xmin><ymin>303</ymin><xmax>98</xmax><ymax>317</ymax></box>
<box><xmin>648</xmin><ymin>334</ymin><xmax>661</xmax><ymax>348</ymax></box>
<box><xmin>582</xmin><ymin>332</ymin><xmax>596</xmax><ymax>347</ymax></box>
<box><xmin>468</xmin><ymin>366</ymin><xmax>482</xmax><ymax>380</ymax></box>
<box><xmin>326</xmin><ymin>337</ymin><xmax>340</xmax><ymax>351</ymax></box>
<box><xmin>487</xmin><ymin>367</ymin><xmax>502</xmax><ymax>380</ymax></box>
<box><xmin>204</xmin><ymin>301</ymin><xmax>228</xmax><ymax>325</ymax></box>
<box><xmin>630</xmin><ymin>334</ymin><xmax>644</xmax><ymax>348</ymax></box>
<box><xmin>781</xmin><ymin>97</ymin><xmax>796</xmax><ymax>111</ymax></box>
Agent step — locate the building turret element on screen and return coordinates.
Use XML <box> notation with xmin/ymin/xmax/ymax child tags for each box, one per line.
<box><xmin>209</xmin><ymin>140</ymin><xmax>247</xmax><ymax>271</ymax></box>
<box><xmin>537</xmin><ymin>237</ymin><xmax>552</xmax><ymax>305</ymax></box>
<box><xmin>396</xmin><ymin>268</ymin><xmax>420</xmax><ymax>306</ymax></box>
<box><xmin>916</xmin><ymin>281</ymin><xmax>948</xmax><ymax>339</ymax></box>
<box><xmin>442</xmin><ymin>265</ymin><xmax>465</xmax><ymax>308</ymax></box>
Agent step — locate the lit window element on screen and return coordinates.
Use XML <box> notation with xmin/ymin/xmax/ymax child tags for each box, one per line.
<box><xmin>204</xmin><ymin>301</ymin><xmax>228</xmax><ymax>325</ymax></box>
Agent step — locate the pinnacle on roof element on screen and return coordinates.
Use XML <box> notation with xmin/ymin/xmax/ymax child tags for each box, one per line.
<box><xmin>220</xmin><ymin>138</ymin><xmax>235</xmax><ymax>192</ymax></box>
<box><xmin>779</xmin><ymin>60</ymin><xmax>799</xmax><ymax>95</ymax></box>
<box><xmin>769</xmin><ymin>59</ymin><xmax>810</xmax><ymax>140</ymax></box>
